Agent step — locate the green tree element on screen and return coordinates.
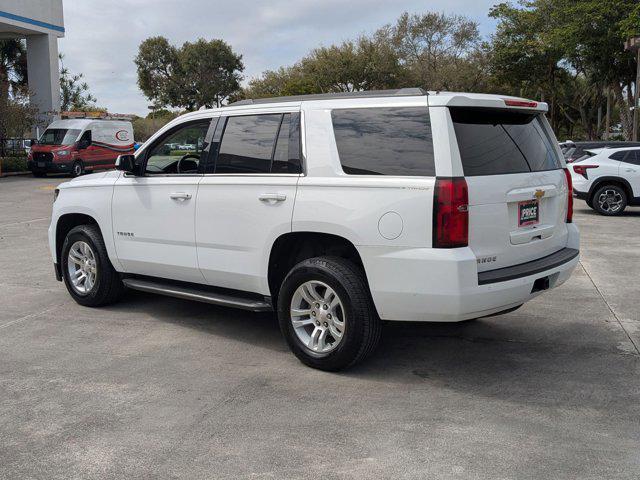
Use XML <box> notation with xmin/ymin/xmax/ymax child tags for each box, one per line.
<box><xmin>382</xmin><ymin>12</ymin><xmax>486</xmax><ymax>91</ymax></box>
<box><xmin>489</xmin><ymin>0</ymin><xmax>640</xmax><ymax>139</ymax></box>
<box><xmin>59</xmin><ymin>53</ymin><xmax>98</xmax><ymax>111</ymax></box>
<box><xmin>0</xmin><ymin>39</ymin><xmax>29</xmax><ymax>155</ymax></box>
<box><xmin>244</xmin><ymin>11</ymin><xmax>486</xmax><ymax>100</ymax></box>
<box><xmin>135</xmin><ymin>37</ymin><xmax>244</xmax><ymax>109</ymax></box>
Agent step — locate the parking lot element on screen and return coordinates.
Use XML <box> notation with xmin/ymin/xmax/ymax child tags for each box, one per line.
<box><xmin>1</xmin><ymin>175</ymin><xmax>639</xmax><ymax>479</ymax></box>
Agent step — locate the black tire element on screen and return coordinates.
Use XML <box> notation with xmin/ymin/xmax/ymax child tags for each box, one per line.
<box><xmin>277</xmin><ymin>256</ymin><xmax>381</xmax><ymax>371</ymax></box>
<box><xmin>32</xmin><ymin>171</ymin><xmax>46</xmax><ymax>178</ymax></box>
<box><xmin>592</xmin><ymin>184</ymin><xmax>627</xmax><ymax>216</ymax></box>
<box><xmin>71</xmin><ymin>160</ymin><xmax>84</xmax><ymax>177</ymax></box>
<box><xmin>61</xmin><ymin>224</ymin><xmax>124</xmax><ymax>307</ymax></box>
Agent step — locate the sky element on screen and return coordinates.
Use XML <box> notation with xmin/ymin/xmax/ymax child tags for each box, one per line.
<box><xmin>59</xmin><ymin>0</ymin><xmax>499</xmax><ymax>116</ymax></box>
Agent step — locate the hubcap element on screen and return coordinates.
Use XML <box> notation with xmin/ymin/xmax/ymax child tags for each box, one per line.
<box><xmin>290</xmin><ymin>280</ymin><xmax>346</xmax><ymax>354</ymax></box>
<box><xmin>598</xmin><ymin>189</ymin><xmax>623</xmax><ymax>212</ymax></box>
<box><xmin>74</xmin><ymin>164</ymin><xmax>82</xmax><ymax>176</ymax></box>
<box><xmin>67</xmin><ymin>241</ymin><xmax>97</xmax><ymax>294</ymax></box>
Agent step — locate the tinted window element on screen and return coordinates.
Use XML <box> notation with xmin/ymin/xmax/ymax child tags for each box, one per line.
<box><xmin>609</xmin><ymin>151</ymin><xmax>628</xmax><ymax>161</ymax></box>
<box><xmin>145</xmin><ymin>121</ymin><xmax>210</xmax><ymax>174</ymax></box>
<box><xmin>216</xmin><ymin>114</ymin><xmax>281</xmax><ymax>174</ymax></box>
<box><xmin>621</xmin><ymin>150</ymin><xmax>640</xmax><ymax>165</ymax></box>
<box><xmin>331</xmin><ymin>107</ymin><xmax>435</xmax><ymax>176</ymax></box>
<box><xmin>451</xmin><ymin>108</ymin><xmax>562</xmax><ymax>176</ymax></box>
<box><xmin>271</xmin><ymin>114</ymin><xmax>291</xmax><ymax>173</ymax></box>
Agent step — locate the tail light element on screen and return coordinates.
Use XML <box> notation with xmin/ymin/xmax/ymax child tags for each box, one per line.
<box><xmin>504</xmin><ymin>99</ymin><xmax>538</xmax><ymax>108</ymax></box>
<box><xmin>433</xmin><ymin>177</ymin><xmax>469</xmax><ymax>248</ymax></box>
<box><xmin>572</xmin><ymin>164</ymin><xmax>598</xmax><ymax>179</ymax></box>
<box><xmin>563</xmin><ymin>168</ymin><xmax>573</xmax><ymax>223</ymax></box>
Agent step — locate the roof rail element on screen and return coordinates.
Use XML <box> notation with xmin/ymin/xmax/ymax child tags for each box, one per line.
<box><xmin>229</xmin><ymin>88</ymin><xmax>427</xmax><ymax>106</ymax></box>
<box><xmin>60</xmin><ymin>111</ymin><xmax>134</xmax><ymax>121</ymax></box>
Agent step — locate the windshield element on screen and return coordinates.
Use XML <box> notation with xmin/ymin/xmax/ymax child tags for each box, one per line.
<box><xmin>38</xmin><ymin>129</ymin><xmax>81</xmax><ymax>146</ymax></box>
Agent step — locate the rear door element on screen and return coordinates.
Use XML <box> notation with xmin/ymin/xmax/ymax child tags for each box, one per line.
<box><xmin>449</xmin><ymin>107</ymin><xmax>569</xmax><ymax>271</ymax></box>
<box><xmin>196</xmin><ymin>111</ymin><xmax>301</xmax><ymax>295</ymax></box>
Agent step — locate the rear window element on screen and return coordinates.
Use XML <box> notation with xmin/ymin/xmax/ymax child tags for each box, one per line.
<box><xmin>450</xmin><ymin>108</ymin><xmax>562</xmax><ymax>176</ymax></box>
<box><xmin>331</xmin><ymin>107</ymin><xmax>435</xmax><ymax>176</ymax></box>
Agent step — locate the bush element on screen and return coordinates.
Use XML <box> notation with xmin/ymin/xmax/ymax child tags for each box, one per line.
<box><xmin>0</xmin><ymin>157</ymin><xmax>28</xmax><ymax>173</ymax></box>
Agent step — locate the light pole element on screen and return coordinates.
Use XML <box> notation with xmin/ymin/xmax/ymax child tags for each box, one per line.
<box><xmin>624</xmin><ymin>36</ymin><xmax>640</xmax><ymax>141</ymax></box>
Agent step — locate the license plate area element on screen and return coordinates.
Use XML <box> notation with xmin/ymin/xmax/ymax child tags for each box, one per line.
<box><xmin>518</xmin><ymin>200</ymin><xmax>539</xmax><ymax>227</ymax></box>
<box><xmin>37</xmin><ymin>162</ymin><xmax>45</xmax><ymax>168</ymax></box>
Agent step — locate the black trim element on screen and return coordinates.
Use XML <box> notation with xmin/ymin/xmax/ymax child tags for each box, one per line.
<box><xmin>54</xmin><ymin>262</ymin><xmax>62</xmax><ymax>281</ymax></box>
<box><xmin>121</xmin><ymin>273</ymin><xmax>272</xmax><ymax>309</ymax></box>
<box><xmin>574</xmin><ymin>190</ymin><xmax>588</xmax><ymax>201</ymax></box>
<box><xmin>288</xmin><ymin>112</ymin><xmax>302</xmax><ymax>173</ymax></box>
<box><xmin>477</xmin><ymin>248</ymin><xmax>579</xmax><ymax>285</ymax></box>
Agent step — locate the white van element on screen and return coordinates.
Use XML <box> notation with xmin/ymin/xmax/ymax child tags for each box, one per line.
<box><xmin>29</xmin><ymin>118</ymin><xmax>134</xmax><ymax>177</ymax></box>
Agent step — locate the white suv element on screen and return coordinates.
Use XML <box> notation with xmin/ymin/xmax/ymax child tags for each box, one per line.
<box><xmin>570</xmin><ymin>147</ymin><xmax>640</xmax><ymax>215</ymax></box>
<box><xmin>49</xmin><ymin>89</ymin><xmax>579</xmax><ymax>370</ymax></box>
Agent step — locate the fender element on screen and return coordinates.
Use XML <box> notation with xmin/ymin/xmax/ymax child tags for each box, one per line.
<box><xmin>50</xmin><ymin>173</ymin><xmax>123</xmax><ymax>272</ymax></box>
<box><xmin>587</xmin><ymin>176</ymin><xmax>634</xmax><ymax>201</ymax></box>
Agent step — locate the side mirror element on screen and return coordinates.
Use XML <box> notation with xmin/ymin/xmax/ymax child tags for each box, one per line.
<box><xmin>115</xmin><ymin>154</ymin><xmax>137</xmax><ymax>174</ymax></box>
<box><xmin>78</xmin><ymin>139</ymin><xmax>91</xmax><ymax>149</ymax></box>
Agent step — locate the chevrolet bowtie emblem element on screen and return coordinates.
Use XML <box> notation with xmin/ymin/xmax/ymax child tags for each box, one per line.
<box><xmin>534</xmin><ymin>189</ymin><xmax>545</xmax><ymax>200</ymax></box>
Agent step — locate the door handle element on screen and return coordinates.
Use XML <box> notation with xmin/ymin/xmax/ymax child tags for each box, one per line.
<box><xmin>625</xmin><ymin>168</ymin><xmax>636</xmax><ymax>172</ymax></box>
<box><xmin>258</xmin><ymin>193</ymin><xmax>286</xmax><ymax>203</ymax></box>
<box><xmin>169</xmin><ymin>192</ymin><xmax>192</xmax><ymax>201</ymax></box>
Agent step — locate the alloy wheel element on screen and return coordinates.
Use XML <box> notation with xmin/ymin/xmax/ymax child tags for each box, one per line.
<box><xmin>597</xmin><ymin>189</ymin><xmax>623</xmax><ymax>213</ymax></box>
<box><xmin>67</xmin><ymin>240</ymin><xmax>97</xmax><ymax>294</ymax></box>
<box><xmin>290</xmin><ymin>280</ymin><xmax>346</xmax><ymax>353</ymax></box>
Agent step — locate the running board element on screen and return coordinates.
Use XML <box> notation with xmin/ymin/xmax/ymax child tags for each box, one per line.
<box><xmin>122</xmin><ymin>278</ymin><xmax>273</xmax><ymax>312</ymax></box>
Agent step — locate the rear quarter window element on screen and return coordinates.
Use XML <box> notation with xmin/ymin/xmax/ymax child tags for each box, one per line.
<box><xmin>331</xmin><ymin>107</ymin><xmax>435</xmax><ymax>176</ymax></box>
<box><xmin>450</xmin><ymin>108</ymin><xmax>562</xmax><ymax>176</ymax></box>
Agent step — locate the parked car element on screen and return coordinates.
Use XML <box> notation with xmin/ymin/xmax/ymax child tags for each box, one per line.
<box><xmin>563</xmin><ymin>141</ymin><xmax>640</xmax><ymax>163</ymax></box>
<box><xmin>571</xmin><ymin>146</ymin><xmax>640</xmax><ymax>215</ymax></box>
<box><xmin>28</xmin><ymin>119</ymin><xmax>134</xmax><ymax>177</ymax></box>
<box><xmin>48</xmin><ymin>89</ymin><xmax>579</xmax><ymax>370</ymax></box>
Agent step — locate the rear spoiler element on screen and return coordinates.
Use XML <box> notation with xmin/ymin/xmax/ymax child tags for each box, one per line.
<box><xmin>428</xmin><ymin>94</ymin><xmax>548</xmax><ymax>113</ymax></box>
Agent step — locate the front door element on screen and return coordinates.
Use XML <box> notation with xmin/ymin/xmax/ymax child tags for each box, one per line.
<box><xmin>112</xmin><ymin>119</ymin><xmax>212</xmax><ymax>283</ymax></box>
<box><xmin>196</xmin><ymin>111</ymin><xmax>302</xmax><ymax>295</ymax></box>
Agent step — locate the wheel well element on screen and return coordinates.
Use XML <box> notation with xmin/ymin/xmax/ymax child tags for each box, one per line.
<box><xmin>588</xmin><ymin>178</ymin><xmax>632</xmax><ymax>204</ymax></box>
<box><xmin>55</xmin><ymin>213</ymin><xmax>99</xmax><ymax>265</ymax></box>
<box><xmin>268</xmin><ymin>232</ymin><xmax>366</xmax><ymax>299</ymax></box>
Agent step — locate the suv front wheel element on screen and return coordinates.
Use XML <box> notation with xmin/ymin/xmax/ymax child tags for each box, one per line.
<box><xmin>277</xmin><ymin>256</ymin><xmax>381</xmax><ymax>371</ymax></box>
<box><xmin>61</xmin><ymin>224</ymin><xmax>124</xmax><ymax>307</ymax></box>
<box><xmin>592</xmin><ymin>184</ymin><xmax>627</xmax><ymax>216</ymax></box>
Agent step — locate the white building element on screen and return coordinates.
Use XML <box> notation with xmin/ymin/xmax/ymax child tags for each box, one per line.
<box><xmin>0</xmin><ymin>0</ymin><xmax>64</xmax><ymax>129</ymax></box>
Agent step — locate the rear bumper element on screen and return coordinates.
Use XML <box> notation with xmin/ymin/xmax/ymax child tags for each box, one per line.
<box><xmin>359</xmin><ymin>224</ymin><xmax>580</xmax><ymax>322</ymax></box>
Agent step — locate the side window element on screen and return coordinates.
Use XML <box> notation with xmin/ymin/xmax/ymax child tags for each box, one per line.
<box><xmin>621</xmin><ymin>150</ymin><xmax>640</xmax><ymax>166</ymax></box>
<box><xmin>331</xmin><ymin>107</ymin><xmax>435</xmax><ymax>176</ymax></box>
<box><xmin>78</xmin><ymin>130</ymin><xmax>91</xmax><ymax>148</ymax></box>
<box><xmin>216</xmin><ymin>114</ymin><xmax>281</xmax><ymax>174</ymax></box>
<box><xmin>145</xmin><ymin>121</ymin><xmax>210</xmax><ymax>175</ymax></box>
<box><xmin>609</xmin><ymin>151</ymin><xmax>628</xmax><ymax>161</ymax></box>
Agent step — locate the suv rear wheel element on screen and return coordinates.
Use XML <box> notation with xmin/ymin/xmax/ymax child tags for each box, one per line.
<box><xmin>61</xmin><ymin>224</ymin><xmax>124</xmax><ymax>307</ymax></box>
<box><xmin>277</xmin><ymin>256</ymin><xmax>381</xmax><ymax>371</ymax></box>
<box><xmin>592</xmin><ymin>184</ymin><xmax>627</xmax><ymax>216</ymax></box>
